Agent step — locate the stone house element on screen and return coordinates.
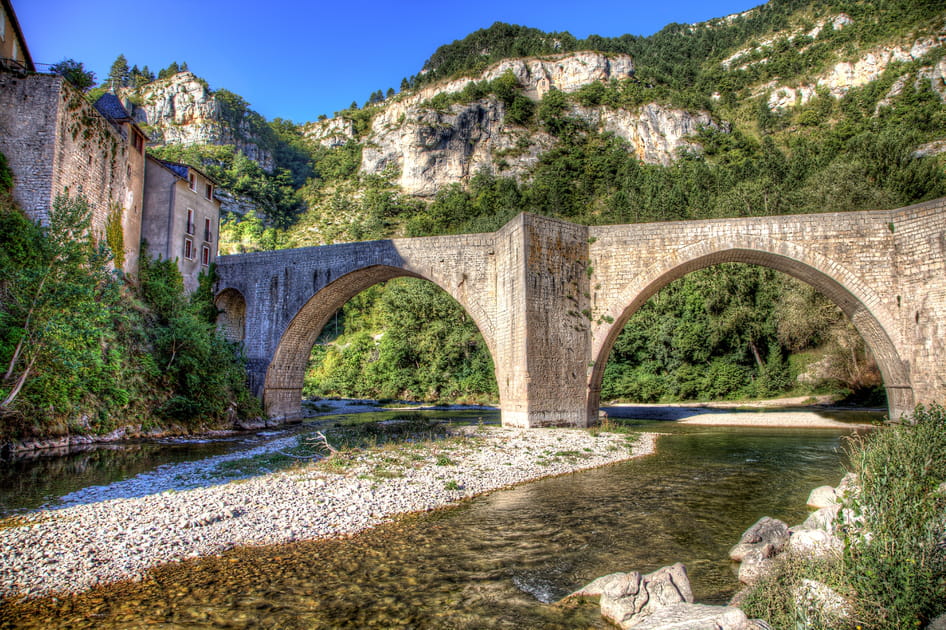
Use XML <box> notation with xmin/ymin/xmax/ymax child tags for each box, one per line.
<box><xmin>0</xmin><ymin>70</ymin><xmax>148</xmax><ymax>274</ymax></box>
<box><xmin>0</xmin><ymin>0</ymin><xmax>32</xmax><ymax>73</ymax></box>
<box><xmin>141</xmin><ymin>155</ymin><xmax>221</xmax><ymax>293</ymax></box>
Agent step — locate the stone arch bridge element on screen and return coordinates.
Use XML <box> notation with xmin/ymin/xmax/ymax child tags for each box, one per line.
<box><xmin>215</xmin><ymin>198</ymin><xmax>946</xmax><ymax>427</ymax></box>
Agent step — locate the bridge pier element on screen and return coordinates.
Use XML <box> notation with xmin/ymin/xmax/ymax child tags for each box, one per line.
<box><xmin>491</xmin><ymin>214</ymin><xmax>595</xmax><ymax>428</ymax></box>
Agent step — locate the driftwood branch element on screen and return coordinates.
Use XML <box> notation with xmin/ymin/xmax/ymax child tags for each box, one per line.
<box><xmin>275</xmin><ymin>431</ymin><xmax>340</xmax><ymax>460</ymax></box>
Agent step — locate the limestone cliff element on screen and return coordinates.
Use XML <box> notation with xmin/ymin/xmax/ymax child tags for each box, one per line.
<box><xmin>413</xmin><ymin>51</ymin><xmax>635</xmax><ymax>103</ymax></box>
<box><xmin>572</xmin><ymin>104</ymin><xmax>719</xmax><ymax>166</ymax></box>
<box><xmin>755</xmin><ymin>18</ymin><xmax>946</xmax><ymax>110</ymax></box>
<box><xmin>359</xmin><ymin>97</ymin><xmax>554</xmax><ymax>197</ymax></box>
<box><xmin>307</xmin><ymin>52</ymin><xmax>716</xmax><ymax>196</ymax></box>
<box><xmin>119</xmin><ymin>72</ymin><xmax>275</xmax><ymax>170</ymax></box>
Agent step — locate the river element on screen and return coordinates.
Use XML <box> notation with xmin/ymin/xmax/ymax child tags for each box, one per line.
<box><xmin>0</xmin><ymin>408</ymin><xmax>879</xmax><ymax>628</ymax></box>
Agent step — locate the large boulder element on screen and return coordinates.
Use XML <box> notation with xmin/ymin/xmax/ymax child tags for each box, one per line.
<box><xmin>599</xmin><ymin>564</ymin><xmax>694</xmax><ymax>627</ymax></box>
<box><xmin>729</xmin><ymin>517</ymin><xmax>790</xmax><ymax>562</ymax></box>
<box><xmin>629</xmin><ymin>603</ymin><xmax>753</xmax><ymax>630</ymax></box>
<box><xmin>568</xmin><ymin>564</ymin><xmax>765</xmax><ymax>629</ymax></box>
<box><xmin>801</xmin><ymin>504</ymin><xmax>840</xmax><ymax>532</ymax></box>
<box><xmin>806</xmin><ymin>485</ymin><xmax>839</xmax><ymax>508</ymax></box>
<box><xmin>737</xmin><ymin>547</ymin><xmax>773</xmax><ymax>585</ymax></box>
<box><xmin>787</xmin><ymin>527</ymin><xmax>842</xmax><ymax>556</ymax></box>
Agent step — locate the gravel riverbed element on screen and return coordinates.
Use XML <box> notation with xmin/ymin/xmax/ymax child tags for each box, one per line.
<box><xmin>0</xmin><ymin>426</ymin><xmax>656</xmax><ymax>600</ymax></box>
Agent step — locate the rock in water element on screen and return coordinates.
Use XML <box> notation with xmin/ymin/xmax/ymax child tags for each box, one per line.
<box><xmin>806</xmin><ymin>485</ymin><xmax>838</xmax><ymax>508</ymax></box>
<box><xmin>629</xmin><ymin>603</ymin><xmax>753</xmax><ymax>630</ymax></box>
<box><xmin>729</xmin><ymin>516</ymin><xmax>790</xmax><ymax>562</ymax></box>
<box><xmin>599</xmin><ymin>563</ymin><xmax>693</xmax><ymax>628</ymax></box>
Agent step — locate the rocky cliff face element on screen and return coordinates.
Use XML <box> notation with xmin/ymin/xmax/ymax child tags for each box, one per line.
<box><xmin>414</xmin><ymin>51</ymin><xmax>635</xmax><ymax>102</ymax></box>
<box><xmin>758</xmin><ymin>21</ymin><xmax>946</xmax><ymax>110</ymax></box>
<box><xmin>308</xmin><ymin>52</ymin><xmax>716</xmax><ymax>196</ymax></box>
<box><xmin>360</xmin><ymin>97</ymin><xmax>555</xmax><ymax>197</ymax></box>
<box><xmin>120</xmin><ymin>72</ymin><xmax>275</xmax><ymax>170</ymax></box>
<box><xmin>573</xmin><ymin>104</ymin><xmax>719</xmax><ymax>166</ymax></box>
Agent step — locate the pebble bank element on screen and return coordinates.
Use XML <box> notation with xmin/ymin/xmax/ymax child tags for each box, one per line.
<box><xmin>0</xmin><ymin>426</ymin><xmax>656</xmax><ymax>600</ymax></box>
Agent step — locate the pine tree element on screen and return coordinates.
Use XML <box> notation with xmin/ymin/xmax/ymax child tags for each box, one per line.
<box><xmin>107</xmin><ymin>54</ymin><xmax>130</xmax><ymax>89</ymax></box>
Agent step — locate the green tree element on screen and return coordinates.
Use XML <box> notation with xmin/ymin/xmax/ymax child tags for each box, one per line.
<box><xmin>106</xmin><ymin>54</ymin><xmax>130</xmax><ymax>89</ymax></box>
<box><xmin>0</xmin><ymin>192</ymin><xmax>117</xmax><ymax>417</ymax></box>
<box><xmin>138</xmin><ymin>255</ymin><xmax>260</xmax><ymax>423</ymax></box>
<box><xmin>157</xmin><ymin>61</ymin><xmax>181</xmax><ymax>80</ymax></box>
<box><xmin>49</xmin><ymin>59</ymin><xmax>96</xmax><ymax>92</ymax></box>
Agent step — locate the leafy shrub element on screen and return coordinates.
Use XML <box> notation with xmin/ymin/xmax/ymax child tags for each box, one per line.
<box><xmin>741</xmin><ymin>405</ymin><xmax>946</xmax><ymax>629</ymax></box>
<box><xmin>841</xmin><ymin>405</ymin><xmax>946</xmax><ymax>628</ymax></box>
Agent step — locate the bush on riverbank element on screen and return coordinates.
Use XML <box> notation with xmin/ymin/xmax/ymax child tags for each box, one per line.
<box><xmin>740</xmin><ymin>405</ymin><xmax>946</xmax><ymax>629</ymax></box>
<box><xmin>0</xmin><ymin>181</ymin><xmax>261</xmax><ymax>438</ymax></box>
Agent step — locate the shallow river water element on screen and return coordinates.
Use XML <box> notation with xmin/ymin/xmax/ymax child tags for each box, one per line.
<box><xmin>0</xmin><ymin>410</ymin><xmax>878</xmax><ymax>629</ymax></box>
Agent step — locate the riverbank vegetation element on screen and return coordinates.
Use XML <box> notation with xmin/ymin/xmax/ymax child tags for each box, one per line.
<box><xmin>740</xmin><ymin>404</ymin><xmax>946</xmax><ymax>628</ymax></box>
<box><xmin>0</xmin><ymin>156</ymin><xmax>260</xmax><ymax>439</ymax></box>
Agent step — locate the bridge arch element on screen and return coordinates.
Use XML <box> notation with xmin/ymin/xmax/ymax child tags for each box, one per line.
<box><xmin>215</xmin><ymin>288</ymin><xmax>247</xmax><ymax>343</ymax></box>
<box><xmin>588</xmin><ymin>237</ymin><xmax>913</xmax><ymax>421</ymax></box>
<box><xmin>264</xmin><ymin>264</ymin><xmax>498</xmax><ymax>418</ymax></box>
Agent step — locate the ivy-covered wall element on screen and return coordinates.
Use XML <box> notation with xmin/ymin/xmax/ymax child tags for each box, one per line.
<box><xmin>0</xmin><ymin>71</ymin><xmax>144</xmax><ymax>274</ymax></box>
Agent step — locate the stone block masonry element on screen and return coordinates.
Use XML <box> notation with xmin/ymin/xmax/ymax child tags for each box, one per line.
<box><xmin>216</xmin><ymin>199</ymin><xmax>946</xmax><ymax>427</ymax></box>
<box><xmin>0</xmin><ymin>71</ymin><xmax>143</xmax><ymax>274</ymax></box>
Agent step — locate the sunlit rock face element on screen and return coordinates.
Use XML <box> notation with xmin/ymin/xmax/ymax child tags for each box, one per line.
<box><xmin>121</xmin><ymin>72</ymin><xmax>275</xmax><ymax>171</ymax></box>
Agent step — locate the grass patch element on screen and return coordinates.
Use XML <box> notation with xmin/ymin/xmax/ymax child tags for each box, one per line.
<box><xmin>210</xmin><ymin>452</ymin><xmax>295</xmax><ymax>478</ymax></box>
<box><xmin>553</xmin><ymin>450</ymin><xmax>588</xmax><ymax>459</ymax></box>
<box><xmin>435</xmin><ymin>455</ymin><xmax>456</xmax><ymax>466</ymax></box>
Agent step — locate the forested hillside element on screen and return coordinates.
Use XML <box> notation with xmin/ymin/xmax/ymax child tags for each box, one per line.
<box><xmin>112</xmin><ymin>0</ymin><xmax>946</xmax><ymax>406</ymax></box>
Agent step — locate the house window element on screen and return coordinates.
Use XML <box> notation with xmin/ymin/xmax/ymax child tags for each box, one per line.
<box><xmin>184</xmin><ymin>238</ymin><xmax>194</xmax><ymax>260</ymax></box>
<box><xmin>132</xmin><ymin>131</ymin><xmax>144</xmax><ymax>153</ymax></box>
<box><xmin>201</xmin><ymin>245</ymin><xmax>210</xmax><ymax>266</ymax></box>
<box><xmin>204</xmin><ymin>217</ymin><xmax>212</xmax><ymax>242</ymax></box>
<box><xmin>205</xmin><ymin>183</ymin><xmax>213</xmax><ymax>200</ymax></box>
<box><xmin>188</xmin><ymin>172</ymin><xmax>196</xmax><ymax>191</ymax></box>
<box><xmin>185</xmin><ymin>208</ymin><xmax>195</xmax><ymax>235</ymax></box>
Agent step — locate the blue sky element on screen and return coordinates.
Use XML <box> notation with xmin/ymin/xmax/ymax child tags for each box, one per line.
<box><xmin>16</xmin><ymin>0</ymin><xmax>762</xmax><ymax>124</ymax></box>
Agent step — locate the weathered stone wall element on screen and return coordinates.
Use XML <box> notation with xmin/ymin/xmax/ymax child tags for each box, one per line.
<box><xmin>0</xmin><ymin>72</ymin><xmax>58</xmax><ymax>222</ymax></box>
<box><xmin>217</xmin><ymin>200</ymin><xmax>946</xmax><ymax>427</ymax></box>
<box><xmin>891</xmin><ymin>198</ymin><xmax>946</xmax><ymax>408</ymax></box>
<box><xmin>0</xmin><ymin>72</ymin><xmax>143</xmax><ymax>274</ymax></box>
<box><xmin>519</xmin><ymin>214</ymin><xmax>590</xmax><ymax>427</ymax></box>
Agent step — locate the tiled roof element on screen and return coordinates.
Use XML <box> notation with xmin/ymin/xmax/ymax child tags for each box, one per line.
<box><xmin>157</xmin><ymin>159</ymin><xmax>190</xmax><ymax>180</ymax></box>
<box><xmin>93</xmin><ymin>93</ymin><xmax>132</xmax><ymax>123</ymax></box>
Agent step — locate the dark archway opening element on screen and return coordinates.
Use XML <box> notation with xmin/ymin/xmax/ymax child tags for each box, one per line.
<box><xmin>599</xmin><ymin>263</ymin><xmax>885</xmax><ymax>409</ymax></box>
<box><xmin>215</xmin><ymin>288</ymin><xmax>247</xmax><ymax>344</ymax></box>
